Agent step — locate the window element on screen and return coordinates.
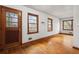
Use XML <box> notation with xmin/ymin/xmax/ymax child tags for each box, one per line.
<box><xmin>27</xmin><ymin>13</ymin><xmax>39</xmax><ymax>34</ymax></box>
<box><xmin>6</xmin><ymin>12</ymin><xmax>18</xmax><ymax>28</ymax></box>
<box><xmin>63</xmin><ymin>20</ymin><xmax>73</xmax><ymax>30</ymax></box>
<box><xmin>48</xmin><ymin>18</ymin><xmax>53</xmax><ymax>31</ymax></box>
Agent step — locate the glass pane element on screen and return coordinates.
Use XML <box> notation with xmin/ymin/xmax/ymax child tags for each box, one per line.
<box><xmin>6</xmin><ymin>12</ymin><xmax>18</xmax><ymax>27</ymax></box>
<box><xmin>29</xmin><ymin>15</ymin><xmax>37</xmax><ymax>20</ymax></box>
<box><xmin>6</xmin><ymin>17</ymin><xmax>11</xmax><ymax>27</ymax></box>
<box><xmin>10</xmin><ymin>13</ymin><xmax>18</xmax><ymax>18</ymax></box>
<box><xmin>6</xmin><ymin>17</ymin><xmax>18</xmax><ymax>27</ymax></box>
<box><xmin>6</xmin><ymin>12</ymin><xmax>18</xmax><ymax>18</ymax></box>
<box><xmin>29</xmin><ymin>23</ymin><xmax>37</xmax><ymax>32</ymax></box>
<box><xmin>64</xmin><ymin>21</ymin><xmax>72</xmax><ymax>29</ymax></box>
<box><xmin>6</xmin><ymin>23</ymin><xmax>18</xmax><ymax>27</ymax></box>
<box><xmin>11</xmin><ymin>18</ymin><xmax>18</xmax><ymax>22</ymax></box>
<box><xmin>6</xmin><ymin>17</ymin><xmax>12</xmax><ymax>22</ymax></box>
<box><xmin>29</xmin><ymin>23</ymin><xmax>37</xmax><ymax>28</ymax></box>
<box><xmin>29</xmin><ymin>19</ymin><xmax>37</xmax><ymax>23</ymax></box>
<box><xmin>29</xmin><ymin>27</ymin><xmax>37</xmax><ymax>32</ymax></box>
<box><xmin>6</xmin><ymin>22</ymin><xmax>10</xmax><ymax>27</ymax></box>
<box><xmin>29</xmin><ymin>15</ymin><xmax>37</xmax><ymax>23</ymax></box>
<box><xmin>6</xmin><ymin>16</ymin><xmax>18</xmax><ymax>23</ymax></box>
<box><xmin>48</xmin><ymin>19</ymin><xmax>52</xmax><ymax>31</ymax></box>
<box><xmin>11</xmin><ymin>23</ymin><xmax>18</xmax><ymax>27</ymax></box>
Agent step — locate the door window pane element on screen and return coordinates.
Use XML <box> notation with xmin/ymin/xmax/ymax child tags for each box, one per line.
<box><xmin>6</xmin><ymin>23</ymin><xmax>18</xmax><ymax>27</ymax></box>
<box><xmin>6</xmin><ymin>12</ymin><xmax>18</xmax><ymax>27</ymax></box>
<box><xmin>10</xmin><ymin>13</ymin><xmax>18</xmax><ymax>18</ymax></box>
<box><xmin>11</xmin><ymin>23</ymin><xmax>18</xmax><ymax>27</ymax></box>
<box><xmin>6</xmin><ymin>12</ymin><xmax>18</xmax><ymax>18</ymax></box>
<box><xmin>11</xmin><ymin>18</ymin><xmax>18</xmax><ymax>23</ymax></box>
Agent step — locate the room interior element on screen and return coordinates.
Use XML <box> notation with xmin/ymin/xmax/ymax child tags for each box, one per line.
<box><xmin>0</xmin><ymin>5</ymin><xmax>79</xmax><ymax>54</ymax></box>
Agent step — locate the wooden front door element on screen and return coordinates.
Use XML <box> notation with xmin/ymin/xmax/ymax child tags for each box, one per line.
<box><xmin>1</xmin><ymin>6</ymin><xmax>22</xmax><ymax>48</ymax></box>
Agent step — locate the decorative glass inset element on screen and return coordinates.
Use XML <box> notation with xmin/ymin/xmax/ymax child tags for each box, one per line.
<box><xmin>6</xmin><ymin>12</ymin><xmax>18</xmax><ymax>27</ymax></box>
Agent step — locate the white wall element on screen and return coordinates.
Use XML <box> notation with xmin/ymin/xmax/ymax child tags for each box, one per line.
<box><xmin>73</xmin><ymin>6</ymin><xmax>79</xmax><ymax>48</ymax></box>
<box><xmin>60</xmin><ymin>17</ymin><xmax>73</xmax><ymax>34</ymax></box>
<box><xmin>5</xmin><ymin>5</ymin><xmax>60</xmax><ymax>43</ymax></box>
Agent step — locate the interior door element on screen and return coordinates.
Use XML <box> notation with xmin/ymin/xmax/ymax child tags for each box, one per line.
<box><xmin>2</xmin><ymin>6</ymin><xmax>22</xmax><ymax>48</ymax></box>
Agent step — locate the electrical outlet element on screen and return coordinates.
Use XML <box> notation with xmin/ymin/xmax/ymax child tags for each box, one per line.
<box><xmin>28</xmin><ymin>37</ymin><xmax>32</xmax><ymax>40</ymax></box>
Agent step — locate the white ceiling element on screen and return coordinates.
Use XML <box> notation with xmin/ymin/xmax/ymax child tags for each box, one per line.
<box><xmin>25</xmin><ymin>5</ymin><xmax>73</xmax><ymax>18</ymax></box>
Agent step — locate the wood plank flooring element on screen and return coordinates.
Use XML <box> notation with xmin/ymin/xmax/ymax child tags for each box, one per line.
<box><xmin>1</xmin><ymin>34</ymin><xmax>79</xmax><ymax>54</ymax></box>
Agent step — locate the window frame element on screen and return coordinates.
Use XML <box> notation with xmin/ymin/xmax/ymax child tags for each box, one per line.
<box><xmin>62</xmin><ymin>20</ymin><xmax>73</xmax><ymax>31</ymax></box>
<box><xmin>27</xmin><ymin>13</ymin><xmax>39</xmax><ymax>34</ymax></box>
<box><xmin>48</xmin><ymin>18</ymin><xmax>53</xmax><ymax>32</ymax></box>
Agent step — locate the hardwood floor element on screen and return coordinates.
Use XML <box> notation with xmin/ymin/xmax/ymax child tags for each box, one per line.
<box><xmin>1</xmin><ymin>34</ymin><xmax>79</xmax><ymax>54</ymax></box>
